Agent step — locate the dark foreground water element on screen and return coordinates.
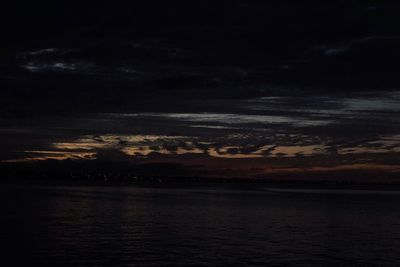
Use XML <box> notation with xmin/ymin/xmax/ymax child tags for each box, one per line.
<box><xmin>2</xmin><ymin>184</ymin><xmax>400</xmax><ymax>266</ymax></box>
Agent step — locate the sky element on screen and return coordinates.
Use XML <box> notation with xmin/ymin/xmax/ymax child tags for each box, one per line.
<box><xmin>1</xmin><ymin>0</ymin><xmax>400</xmax><ymax>181</ymax></box>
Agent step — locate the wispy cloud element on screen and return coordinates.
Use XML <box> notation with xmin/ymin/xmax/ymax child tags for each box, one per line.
<box><xmin>1</xmin><ymin>91</ymin><xmax>399</xmax><ymax>178</ymax></box>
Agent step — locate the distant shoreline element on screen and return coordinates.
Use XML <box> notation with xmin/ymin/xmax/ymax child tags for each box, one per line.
<box><xmin>3</xmin><ymin>177</ymin><xmax>400</xmax><ymax>189</ymax></box>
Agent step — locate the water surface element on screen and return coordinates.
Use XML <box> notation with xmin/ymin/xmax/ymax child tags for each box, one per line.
<box><xmin>3</xmin><ymin>184</ymin><xmax>400</xmax><ymax>266</ymax></box>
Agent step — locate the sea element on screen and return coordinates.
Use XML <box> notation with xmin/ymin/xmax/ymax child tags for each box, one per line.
<box><xmin>2</xmin><ymin>184</ymin><xmax>400</xmax><ymax>266</ymax></box>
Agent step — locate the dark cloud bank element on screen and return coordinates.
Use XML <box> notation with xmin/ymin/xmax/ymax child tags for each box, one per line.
<box><xmin>1</xmin><ymin>1</ymin><xmax>400</xmax><ymax>182</ymax></box>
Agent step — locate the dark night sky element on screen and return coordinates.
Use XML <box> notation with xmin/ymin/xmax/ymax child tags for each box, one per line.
<box><xmin>1</xmin><ymin>1</ymin><xmax>400</xmax><ymax>181</ymax></box>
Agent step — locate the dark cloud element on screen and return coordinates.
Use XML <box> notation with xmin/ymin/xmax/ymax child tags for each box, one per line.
<box><xmin>1</xmin><ymin>1</ymin><xmax>400</xmax><ymax>180</ymax></box>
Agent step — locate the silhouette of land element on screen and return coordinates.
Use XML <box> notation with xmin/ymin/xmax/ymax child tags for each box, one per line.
<box><xmin>2</xmin><ymin>159</ymin><xmax>400</xmax><ymax>186</ymax></box>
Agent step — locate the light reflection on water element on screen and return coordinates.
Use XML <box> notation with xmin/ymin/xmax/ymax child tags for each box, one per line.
<box><xmin>4</xmin><ymin>184</ymin><xmax>400</xmax><ymax>266</ymax></box>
